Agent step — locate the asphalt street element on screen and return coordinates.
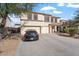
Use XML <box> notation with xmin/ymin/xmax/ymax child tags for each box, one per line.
<box><xmin>16</xmin><ymin>34</ymin><xmax>79</xmax><ymax>56</ymax></box>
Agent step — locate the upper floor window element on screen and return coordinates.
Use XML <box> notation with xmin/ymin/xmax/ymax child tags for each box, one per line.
<box><xmin>55</xmin><ymin>18</ymin><xmax>57</xmax><ymax>23</ymax></box>
<box><xmin>44</xmin><ymin>16</ymin><xmax>49</xmax><ymax>22</ymax></box>
<box><xmin>51</xmin><ymin>18</ymin><xmax>57</xmax><ymax>23</ymax></box>
<box><xmin>51</xmin><ymin>17</ymin><xmax>53</xmax><ymax>22</ymax></box>
<box><xmin>34</xmin><ymin>14</ymin><xmax>38</xmax><ymax>20</ymax></box>
<box><xmin>27</xmin><ymin>13</ymin><xmax>32</xmax><ymax>20</ymax></box>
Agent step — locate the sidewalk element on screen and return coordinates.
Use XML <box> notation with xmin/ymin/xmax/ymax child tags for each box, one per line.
<box><xmin>57</xmin><ymin>32</ymin><xmax>79</xmax><ymax>39</ymax></box>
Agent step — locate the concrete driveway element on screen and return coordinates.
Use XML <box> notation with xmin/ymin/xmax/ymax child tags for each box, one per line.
<box><xmin>16</xmin><ymin>33</ymin><xmax>79</xmax><ymax>56</ymax></box>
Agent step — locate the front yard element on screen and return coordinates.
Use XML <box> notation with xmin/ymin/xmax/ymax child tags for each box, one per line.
<box><xmin>0</xmin><ymin>34</ymin><xmax>21</xmax><ymax>56</ymax></box>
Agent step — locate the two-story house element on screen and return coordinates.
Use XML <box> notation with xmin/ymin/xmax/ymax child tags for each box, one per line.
<box><xmin>21</xmin><ymin>12</ymin><xmax>60</xmax><ymax>35</ymax></box>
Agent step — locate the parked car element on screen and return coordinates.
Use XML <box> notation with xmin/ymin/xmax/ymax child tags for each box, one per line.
<box><xmin>22</xmin><ymin>29</ymin><xmax>39</xmax><ymax>41</ymax></box>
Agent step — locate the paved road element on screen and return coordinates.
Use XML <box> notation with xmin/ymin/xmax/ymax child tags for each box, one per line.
<box><xmin>16</xmin><ymin>34</ymin><xmax>79</xmax><ymax>56</ymax></box>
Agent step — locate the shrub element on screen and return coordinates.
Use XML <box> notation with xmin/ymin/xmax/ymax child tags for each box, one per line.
<box><xmin>64</xmin><ymin>28</ymin><xmax>69</xmax><ymax>33</ymax></box>
<box><xmin>68</xmin><ymin>28</ymin><xmax>76</xmax><ymax>36</ymax></box>
<box><xmin>76</xmin><ymin>29</ymin><xmax>79</xmax><ymax>34</ymax></box>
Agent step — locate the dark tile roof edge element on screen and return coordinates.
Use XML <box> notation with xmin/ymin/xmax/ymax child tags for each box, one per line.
<box><xmin>29</xmin><ymin>12</ymin><xmax>60</xmax><ymax>18</ymax></box>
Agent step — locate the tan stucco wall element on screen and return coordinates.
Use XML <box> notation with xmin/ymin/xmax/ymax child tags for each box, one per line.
<box><xmin>21</xmin><ymin>21</ymin><xmax>50</xmax><ymax>35</ymax></box>
<box><xmin>38</xmin><ymin>14</ymin><xmax>44</xmax><ymax>21</ymax></box>
<box><xmin>21</xmin><ymin>21</ymin><xmax>50</xmax><ymax>27</ymax></box>
<box><xmin>20</xmin><ymin>13</ymin><xmax>60</xmax><ymax>35</ymax></box>
<box><xmin>57</xmin><ymin>19</ymin><xmax>60</xmax><ymax>23</ymax></box>
<box><xmin>21</xmin><ymin>14</ymin><xmax>28</xmax><ymax>20</ymax></box>
<box><xmin>21</xmin><ymin>13</ymin><xmax>45</xmax><ymax>21</ymax></box>
<box><xmin>41</xmin><ymin>27</ymin><xmax>49</xmax><ymax>33</ymax></box>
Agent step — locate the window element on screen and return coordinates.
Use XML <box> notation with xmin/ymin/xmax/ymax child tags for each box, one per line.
<box><xmin>34</xmin><ymin>14</ymin><xmax>38</xmax><ymax>20</ymax></box>
<box><xmin>55</xmin><ymin>18</ymin><xmax>57</xmax><ymax>23</ymax></box>
<box><xmin>52</xmin><ymin>18</ymin><xmax>57</xmax><ymax>23</ymax></box>
<box><xmin>51</xmin><ymin>17</ymin><xmax>53</xmax><ymax>22</ymax></box>
<box><xmin>44</xmin><ymin>16</ymin><xmax>49</xmax><ymax>22</ymax></box>
<box><xmin>27</xmin><ymin>13</ymin><xmax>32</xmax><ymax>20</ymax></box>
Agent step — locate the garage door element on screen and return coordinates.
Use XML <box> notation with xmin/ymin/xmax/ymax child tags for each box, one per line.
<box><xmin>21</xmin><ymin>26</ymin><xmax>41</xmax><ymax>35</ymax></box>
<box><xmin>41</xmin><ymin>27</ymin><xmax>49</xmax><ymax>33</ymax></box>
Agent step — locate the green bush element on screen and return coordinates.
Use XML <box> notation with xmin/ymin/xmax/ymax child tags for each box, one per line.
<box><xmin>64</xmin><ymin>26</ymin><xmax>79</xmax><ymax>36</ymax></box>
<box><xmin>76</xmin><ymin>29</ymin><xmax>79</xmax><ymax>34</ymax></box>
<box><xmin>68</xmin><ymin>28</ymin><xmax>76</xmax><ymax>36</ymax></box>
<box><xmin>64</xmin><ymin>28</ymin><xmax>69</xmax><ymax>33</ymax></box>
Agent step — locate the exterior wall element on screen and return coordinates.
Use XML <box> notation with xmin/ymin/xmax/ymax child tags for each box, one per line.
<box><xmin>5</xmin><ymin>16</ymin><xmax>20</xmax><ymax>28</ymax></box>
<box><xmin>21</xmin><ymin>14</ymin><xmax>28</xmax><ymax>20</ymax></box>
<box><xmin>38</xmin><ymin>14</ymin><xmax>44</xmax><ymax>21</ymax></box>
<box><xmin>49</xmin><ymin>25</ymin><xmax>53</xmax><ymax>33</ymax></box>
<box><xmin>21</xmin><ymin>12</ymin><xmax>60</xmax><ymax>34</ymax></box>
<box><xmin>52</xmin><ymin>18</ymin><xmax>55</xmax><ymax>23</ymax></box>
<box><xmin>21</xmin><ymin>13</ymin><xmax>45</xmax><ymax>21</ymax></box>
<box><xmin>57</xmin><ymin>18</ymin><xmax>60</xmax><ymax>23</ymax></box>
<box><xmin>21</xmin><ymin>21</ymin><xmax>50</xmax><ymax>35</ymax></box>
<box><xmin>41</xmin><ymin>27</ymin><xmax>49</xmax><ymax>33</ymax></box>
<box><xmin>21</xmin><ymin>21</ymin><xmax>50</xmax><ymax>27</ymax></box>
<box><xmin>54</xmin><ymin>26</ymin><xmax>57</xmax><ymax>32</ymax></box>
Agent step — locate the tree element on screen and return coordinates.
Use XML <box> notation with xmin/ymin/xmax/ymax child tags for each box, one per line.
<box><xmin>74</xmin><ymin>8</ymin><xmax>79</xmax><ymax>23</ymax></box>
<box><xmin>0</xmin><ymin>3</ymin><xmax>36</xmax><ymax>39</ymax></box>
<box><xmin>67</xmin><ymin>19</ymin><xmax>75</xmax><ymax>27</ymax></box>
<box><xmin>0</xmin><ymin>3</ymin><xmax>35</xmax><ymax>28</ymax></box>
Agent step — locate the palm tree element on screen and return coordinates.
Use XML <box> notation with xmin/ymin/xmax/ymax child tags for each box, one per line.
<box><xmin>0</xmin><ymin>3</ymin><xmax>36</xmax><ymax>39</ymax></box>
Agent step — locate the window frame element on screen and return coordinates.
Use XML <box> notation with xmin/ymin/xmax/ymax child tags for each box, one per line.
<box><xmin>44</xmin><ymin>15</ymin><xmax>50</xmax><ymax>22</ymax></box>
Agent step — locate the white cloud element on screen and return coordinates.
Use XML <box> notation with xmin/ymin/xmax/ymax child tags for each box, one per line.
<box><xmin>57</xmin><ymin>3</ymin><xmax>79</xmax><ymax>8</ymax></box>
<box><xmin>58</xmin><ymin>3</ymin><xmax>65</xmax><ymax>6</ymax></box>
<box><xmin>67</xmin><ymin>3</ymin><xmax>79</xmax><ymax>8</ymax></box>
<box><xmin>40</xmin><ymin>6</ymin><xmax>56</xmax><ymax>11</ymax></box>
<box><xmin>40</xmin><ymin>5</ymin><xmax>63</xmax><ymax>14</ymax></box>
<box><xmin>53</xmin><ymin>10</ymin><xmax>63</xmax><ymax>14</ymax></box>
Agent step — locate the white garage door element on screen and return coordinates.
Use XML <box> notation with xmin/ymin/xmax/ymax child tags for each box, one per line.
<box><xmin>21</xmin><ymin>26</ymin><xmax>40</xmax><ymax>35</ymax></box>
<box><xmin>41</xmin><ymin>27</ymin><xmax>49</xmax><ymax>33</ymax></box>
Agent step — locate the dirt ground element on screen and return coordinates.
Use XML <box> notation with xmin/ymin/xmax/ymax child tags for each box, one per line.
<box><xmin>0</xmin><ymin>35</ymin><xmax>22</xmax><ymax>56</ymax></box>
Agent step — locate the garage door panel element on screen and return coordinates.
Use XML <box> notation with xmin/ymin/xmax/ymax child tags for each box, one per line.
<box><xmin>21</xmin><ymin>27</ymin><xmax>40</xmax><ymax>35</ymax></box>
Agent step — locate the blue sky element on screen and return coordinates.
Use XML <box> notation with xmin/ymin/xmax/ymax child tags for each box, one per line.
<box><xmin>33</xmin><ymin>3</ymin><xmax>79</xmax><ymax>20</ymax></box>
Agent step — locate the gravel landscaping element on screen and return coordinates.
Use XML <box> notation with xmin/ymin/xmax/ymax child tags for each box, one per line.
<box><xmin>0</xmin><ymin>34</ymin><xmax>21</xmax><ymax>56</ymax></box>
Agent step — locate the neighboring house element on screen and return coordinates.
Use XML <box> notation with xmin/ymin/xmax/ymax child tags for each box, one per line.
<box><xmin>57</xmin><ymin>20</ymin><xmax>68</xmax><ymax>32</ymax></box>
<box><xmin>5</xmin><ymin>14</ymin><xmax>21</xmax><ymax>33</ymax></box>
<box><xmin>21</xmin><ymin>12</ymin><xmax>60</xmax><ymax>35</ymax></box>
<box><xmin>5</xmin><ymin>14</ymin><xmax>21</xmax><ymax>28</ymax></box>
